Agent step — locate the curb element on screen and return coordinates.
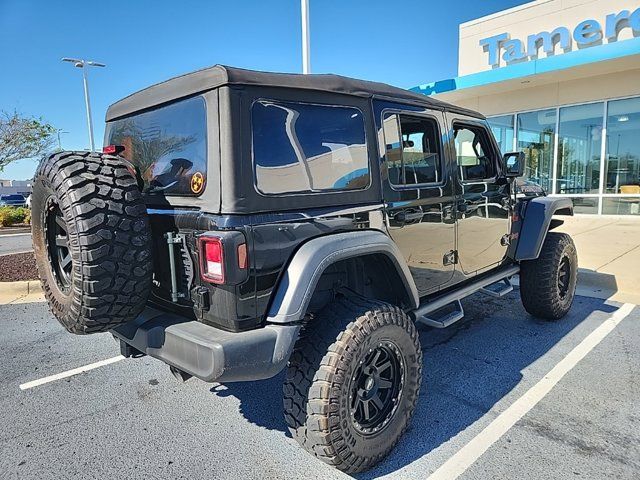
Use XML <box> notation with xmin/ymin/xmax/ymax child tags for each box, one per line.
<box><xmin>0</xmin><ymin>227</ymin><xmax>31</xmax><ymax>236</ymax></box>
<box><xmin>0</xmin><ymin>280</ymin><xmax>42</xmax><ymax>304</ymax></box>
<box><xmin>0</xmin><ymin>249</ymin><xmax>34</xmax><ymax>257</ymax></box>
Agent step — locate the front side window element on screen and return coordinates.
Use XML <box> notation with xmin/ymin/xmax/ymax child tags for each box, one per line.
<box><xmin>383</xmin><ymin>114</ymin><xmax>442</xmax><ymax>186</ymax></box>
<box><xmin>453</xmin><ymin>124</ymin><xmax>495</xmax><ymax>181</ymax></box>
<box><xmin>251</xmin><ymin>100</ymin><xmax>369</xmax><ymax>195</ymax></box>
<box><xmin>105</xmin><ymin>96</ymin><xmax>207</xmax><ymax>196</ymax></box>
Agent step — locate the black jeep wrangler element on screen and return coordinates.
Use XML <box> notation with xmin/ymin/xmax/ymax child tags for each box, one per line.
<box><xmin>31</xmin><ymin>65</ymin><xmax>577</xmax><ymax>473</ymax></box>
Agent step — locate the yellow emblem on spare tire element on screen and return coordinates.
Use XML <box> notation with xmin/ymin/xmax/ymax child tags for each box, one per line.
<box><xmin>191</xmin><ymin>172</ymin><xmax>204</xmax><ymax>194</ymax></box>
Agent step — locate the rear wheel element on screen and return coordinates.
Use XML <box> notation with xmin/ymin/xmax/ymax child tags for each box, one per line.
<box><xmin>519</xmin><ymin>232</ymin><xmax>577</xmax><ymax>320</ymax></box>
<box><xmin>283</xmin><ymin>297</ymin><xmax>422</xmax><ymax>473</ymax></box>
<box><xmin>31</xmin><ymin>151</ymin><xmax>153</xmax><ymax>334</ymax></box>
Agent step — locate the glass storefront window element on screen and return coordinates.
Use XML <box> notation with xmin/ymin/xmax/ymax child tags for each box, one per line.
<box><xmin>556</xmin><ymin>103</ymin><xmax>602</xmax><ymax>195</ymax></box>
<box><xmin>605</xmin><ymin>97</ymin><xmax>640</xmax><ymax>194</ymax></box>
<box><xmin>517</xmin><ymin>109</ymin><xmax>556</xmax><ymax>192</ymax></box>
<box><xmin>565</xmin><ymin>197</ymin><xmax>600</xmax><ymax>215</ymax></box>
<box><xmin>488</xmin><ymin>115</ymin><xmax>514</xmax><ymax>154</ymax></box>
<box><xmin>602</xmin><ymin>197</ymin><xmax>640</xmax><ymax>215</ymax></box>
<box><xmin>484</xmin><ymin>96</ymin><xmax>640</xmax><ymax>215</ymax></box>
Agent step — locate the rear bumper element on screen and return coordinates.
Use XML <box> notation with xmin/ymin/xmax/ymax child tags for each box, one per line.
<box><xmin>111</xmin><ymin>308</ymin><xmax>300</xmax><ymax>382</ymax></box>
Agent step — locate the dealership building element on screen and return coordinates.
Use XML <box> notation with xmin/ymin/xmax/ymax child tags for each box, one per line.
<box><xmin>413</xmin><ymin>0</ymin><xmax>640</xmax><ymax>215</ymax></box>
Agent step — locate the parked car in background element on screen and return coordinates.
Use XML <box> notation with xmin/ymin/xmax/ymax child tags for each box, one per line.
<box><xmin>0</xmin><ymin>194</ymin><xmax>26</xmax><ymax>207</ymax></box>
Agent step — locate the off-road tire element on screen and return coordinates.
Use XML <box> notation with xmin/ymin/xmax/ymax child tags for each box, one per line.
<box><xmin>519</xmin><ymin>232</ymin><xmax>577</xmax><ymax>320</ymax></box>
<box><xmin>31</xmin><ymin>151</ymin><xmax>153</xmax><ymax>334</ymax></box>
<box><xmin>283</xmin><ymin>297</ymin><xmax>422</xmax><ymax>473</ymax></box>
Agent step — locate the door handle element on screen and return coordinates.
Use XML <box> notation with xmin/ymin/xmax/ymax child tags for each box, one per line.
<box><xmin>395</xmin><ymin>210</ymin><xmax>423</xmax><ymax>223</ymax></box>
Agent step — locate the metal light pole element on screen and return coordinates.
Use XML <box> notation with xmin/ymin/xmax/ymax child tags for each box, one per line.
<box><xmin>56</xmin><ymin>129</ymin><xmax>69</xmax><ymax>151</ymax></box>
<box><xmin>62</xmin><ymin>58</ymin><xmax>106</xmax><ymax>151</ymax></box>
<box><xmin>301</xmin><ymin>0</ymin><xmax>310</xmax><ymax>74</ymax></box>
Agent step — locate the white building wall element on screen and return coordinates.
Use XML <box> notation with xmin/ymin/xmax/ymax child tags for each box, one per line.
<box><xmin>459</xmin><ymin>0</ymin><xmax>640</xmax><ymax>76</ymax></box>
<box><xmin>451</xmin><ymin>68</ymin><xmax>640</xmax><ymax>115</ymax></box>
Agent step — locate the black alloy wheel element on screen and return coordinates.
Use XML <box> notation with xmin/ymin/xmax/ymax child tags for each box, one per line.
<box><xmin>519</xmin><ymin>231</ymin><xmax>578</xmax><ymax>320</ymax></box>
<box><xmin>45</xmin><ymin>202</ymin><xmax>72</xmax><ymax>292</ymax></box>
<box><xmin>350</xmin><ymin>341</ymin><xmax>403</xmax><ymax>434</ymax></box>
<box><xmin>557</xmin><ymin>256</ymin><xmax>571</xmax><ymax>299</ymax></box>
<box><xmin>284</xmin><ymin>297</ymin><xmax>422</xmax><ymax>473</ymax></box>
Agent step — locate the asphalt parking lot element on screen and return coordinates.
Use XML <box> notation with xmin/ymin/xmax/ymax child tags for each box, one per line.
<box><xmin>1</xmin><ymin>289</ymin><xmax>638</xmax><ymax>479</ymax></box>
<box><xmin>0</xmin><ymin>232</ymin><xmax>33</xmax><ymax>256</ymax></box>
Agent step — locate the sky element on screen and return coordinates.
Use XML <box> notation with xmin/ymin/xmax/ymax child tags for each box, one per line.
<box><xmin>0</xmin><ymin>0</ymin><xmax>529</xmax><ymax>180</ymax></box>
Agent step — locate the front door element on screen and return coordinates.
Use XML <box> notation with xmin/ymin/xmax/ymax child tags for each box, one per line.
<box><xmin>449</xmin><ymin>117</ymin><xmax>511</xmax><ymax>275</ymax></box>
<box><xmin>380</xmin><ymin>110</ymin><xmax>457</xmax><ymax>296</ymax></box>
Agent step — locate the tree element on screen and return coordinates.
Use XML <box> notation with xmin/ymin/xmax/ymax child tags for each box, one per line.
<box><xmin>0</xmin><ymin>110</ymin><xmax>56</xmax><ymax>172</ymax></box>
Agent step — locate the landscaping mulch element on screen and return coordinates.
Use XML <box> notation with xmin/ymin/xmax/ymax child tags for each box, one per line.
<box><xmin>0</xmin><ymin>252</ymin><xmax>39</xmax><ymax>282</ymax></box>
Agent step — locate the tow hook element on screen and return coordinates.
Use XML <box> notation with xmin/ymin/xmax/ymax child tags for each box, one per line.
<box><xmin>169</xmin><ymin>365</ymin><xmax>193</xmax><ymax>383</ymax></box>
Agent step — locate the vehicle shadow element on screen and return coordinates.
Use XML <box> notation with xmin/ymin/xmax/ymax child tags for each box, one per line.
<box><xmin>210</xmin><ymin>372</ymin><xmax>289</xmax><ymax>435</ymax></box>
<box><xmin>210</xmin><ymin>291</ymin><xmax>619</xmax><ymax>477</ymax></box>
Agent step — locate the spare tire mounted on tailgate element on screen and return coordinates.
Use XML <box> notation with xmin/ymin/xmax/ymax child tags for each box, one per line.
<box><xmin>31</xmin><ymin>151</ymin><xmax>153</xmax><ymax>334</ymax></box>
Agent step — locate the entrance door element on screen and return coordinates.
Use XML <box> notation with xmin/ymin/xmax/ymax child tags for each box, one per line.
<box><xmin>381</xmin><ymin>111</ymin><xmax>457</xmax><ymax>296</ymax></box>
<box><xmin>450</xmin><ymin>118</ymin><xmax>511</xmax><ymax>275</ymax></box>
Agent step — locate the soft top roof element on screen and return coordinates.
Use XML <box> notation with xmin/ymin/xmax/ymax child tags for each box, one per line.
<box><xmin>105</xmin><ymin>64</ymin><xmax>484</xmax><ymax>122</ymax></box>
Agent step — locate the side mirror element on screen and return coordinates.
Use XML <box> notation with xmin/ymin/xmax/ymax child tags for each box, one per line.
<box><xmin>503</xmin><ymin>151</ymin><xmax>525</xmax><ymax>178</ymax></box>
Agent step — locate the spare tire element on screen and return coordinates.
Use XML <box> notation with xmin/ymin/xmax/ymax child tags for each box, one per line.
<box><xmin>31</xmin><ymin>151</ymin><xmax>153</xmax><ymax>334</ymax></box>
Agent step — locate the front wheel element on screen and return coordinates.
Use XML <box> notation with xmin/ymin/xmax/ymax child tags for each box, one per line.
<box><xmin>283</xmin><ymin>297</ymin><xmax>422</xmax><ymax>473</ymax></box>
<box><xmin>519</xmin><ymin>232</ymin><xmax>578</xmax><ymax>320</ymax></box>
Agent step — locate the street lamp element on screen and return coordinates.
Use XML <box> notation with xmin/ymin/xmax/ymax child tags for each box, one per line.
<box><xmin>56</xmin><ymin>129</ymin><xmax>69</xmax><ymax>151</ymax></box>
<box><xmin>300</xmin><ymin>0</ymin><xmax>310</xmax><ymax>74</ymax></box>
<box><xmin>61</xmin><ymin>58</ymin><xmax>106</xmax><ymax>151</ymax></box>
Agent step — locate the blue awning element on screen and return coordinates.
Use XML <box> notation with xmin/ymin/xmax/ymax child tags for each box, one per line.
<box><xmin>412</xmin><ymin>37</ymin><xmax>640</xmax><ymax>96</ymax></box>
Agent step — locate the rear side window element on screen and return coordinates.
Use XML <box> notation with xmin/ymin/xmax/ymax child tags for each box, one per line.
<box><xmin>251</xmin><ymin>100</ymin><xmax>370</xmax><ymax>195</ymax></box>
<box><xmin>104</xmin><ymin>96</ymin><xmax>207</xmax><ymax>196</ymax></box>
<box><xmin>382</xmin><ymin>114</ymin><xmax>443</xmax><ymax>186</ymax></box>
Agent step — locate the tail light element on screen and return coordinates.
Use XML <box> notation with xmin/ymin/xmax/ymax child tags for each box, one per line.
<box><xmin>200</xmin><ymin>236</ymin><xmax>224</xmax><ymax>284</ymax></box>
<box><xmin>237</xmin><ymin>243</ymin><xmax>248</xmax><ymax>269</ymax></box>
<box><xmin>199</xmin><ymin>234</ymin><xmax>248</xmax><ymax>285</ymax></box>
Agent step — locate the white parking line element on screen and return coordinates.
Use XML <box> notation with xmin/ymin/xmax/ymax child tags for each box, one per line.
<box><xmin>19</xmin><ymin>355</ymin><xmax>125</xmax><ymax>390</ymax></box>
<box><xmin>427</xmin><ymin>302</ymin><xmax>636</xmax><ymax>480</ymax></box>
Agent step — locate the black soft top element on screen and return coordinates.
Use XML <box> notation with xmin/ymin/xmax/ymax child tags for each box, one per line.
<box><xmin>105</xmin><ymin>64</ymin><xmax>483</xmax><ymax>121</ymax></box>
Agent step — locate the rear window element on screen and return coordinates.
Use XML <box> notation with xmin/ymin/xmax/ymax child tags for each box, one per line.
<box><xmin>251</xmin><ymin>100</ymin><xmax>370</xmax><ymax>195</ymax></box>
<box><xmin>104</xmin><ymin>96</ymin><xmax>207</xmax><ymax>195</ymax></box>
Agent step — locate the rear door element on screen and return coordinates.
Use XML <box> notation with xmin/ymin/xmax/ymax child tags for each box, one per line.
<box><xmin>449</xmin><ymin>116</ymin><xmax>511</xmax><ymax>275</ymax></box>
<box><xmin>380</xmin><ymin>109</ymin><xmax>457</xmax><ymax>296</ymax></box>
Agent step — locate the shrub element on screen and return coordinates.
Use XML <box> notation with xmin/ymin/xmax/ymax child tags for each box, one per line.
<box><xmin>0</xmin><ymin>206</ymin><xmax>28</xmax><ymax>227</ymax></box>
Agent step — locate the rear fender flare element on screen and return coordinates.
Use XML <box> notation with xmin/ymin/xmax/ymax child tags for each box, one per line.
<box><xmin>266</xmin><ymin>230</ymin><xmax>419</xmax><ymax>324</ymax></box>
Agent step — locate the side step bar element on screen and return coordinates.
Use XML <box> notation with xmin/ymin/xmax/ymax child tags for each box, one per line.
<box><xmin>480</xmin><ymin>278</ymin><xmax>514</xmax><ymax>298</ymax></box>
<box><xmin>418</xmin><ymin>299</ymin><xmax>465</xmax><ymax>328</ymax></box>
<box><xmin>413</xmin><ymin>265</ymin><xmax>519</xmax><ymax>328</ymax></box>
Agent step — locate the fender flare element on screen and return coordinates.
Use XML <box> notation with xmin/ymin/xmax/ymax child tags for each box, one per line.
<box><xmin>266</xmin><ymin>230</ymin><xmax>419</xmax><ymax>324</ymax></box>
<box><xmin>515</xmin><ymin>197</ymin><xmax>573</xmax><ymax>261</ymax></box>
